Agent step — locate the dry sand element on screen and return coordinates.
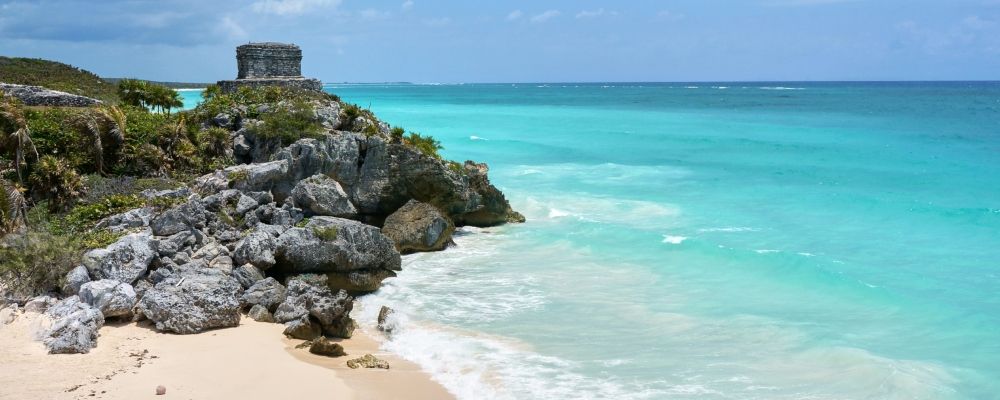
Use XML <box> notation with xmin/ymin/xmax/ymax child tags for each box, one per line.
<box><xmin>0</xmin><ymin>311</ymin><xmax>452</xmax><ymax>400</ymax></box>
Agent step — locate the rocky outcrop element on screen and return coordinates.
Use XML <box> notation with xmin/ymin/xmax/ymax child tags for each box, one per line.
<box><xmin>273</xmin><ymin>275</ymin><xmax>354</xmax><ymax>339</ymax></box>
<box><xmin>0</xmin><ymin>83</ymin><xmax>102</xmax><ymax>107</ymax></box>
<box><xmin>309</xmin><ymin>337</ymin><xmax>346</xmax><ymax>357</ymax></box>
<box><xmin>79</xmin><ymin>279</ymin><xmax>136</xmax><ymax>319</ymax></box>
<box><xmin>274</xmin><ymin>217</ymin><xmax>400</xmax><ymax>292</ymax></box>
<box><xmin>138</xmin><ymin>266</ymin><xmax>241</xmax><ymax>334</ymax></box>
<box><xmin>232</xmin><ymin>230</ymin><xmax>277</xmax><ymax>269</ymax></box>
<box><xmin>241</xmin><ymin>277</ymin><xmax>286</xmax><ymax>311</ymax></box>
<box><xmin>43</xmin><ymin>296</ymin><xmax>104</xmax><ymax>354</ymax></box>
<box><xmin>62</xmin><ymin>265</ymin><xmax>91</xmax><ymax>296</ymax></box>
<box><xmin>82</xmin><ymin>232</ymin><xmax>157</xmax><ymax>285</ymax></box>
<box><xmin>377</xmin><ymin>305</ymin><xmax>396</xmax><ymax>333</ymax></box>
<box><xmin>347</xmin><ymin>354</ymin><xmax>390</xmax><ymax>369</ymax></box>
<box><xmin>381</xmin><ymin>200</ymin><xmax>454</xmax><ymax>253</ymax></box>
<box><xmin>290</xmin><ymin>174</ymin><xmax>357</xmax><ymax>217</ymax></box>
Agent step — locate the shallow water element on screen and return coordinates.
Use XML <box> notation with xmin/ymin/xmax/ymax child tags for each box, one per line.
<box><xmin>193</xmin><ymin>82</ymin><xmax>1000</xmax><ymax>398</ymax></box>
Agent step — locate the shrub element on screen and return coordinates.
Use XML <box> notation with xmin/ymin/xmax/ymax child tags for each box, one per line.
<box><xmin>0</xmin><ymin>230</ymin><xmax>82</xmax><ymax>297</ymax></box>
<box><xmin>198</xmin><ymin>127</ymin><xmax>232</xmax><ymax>159</ymax></box>
<box><xmin>404</xmin><ymin>132</ymin><xmax>443</xmax><ymax>159</ymax></box>
<box><xmin>29</xmin><ymin>155</ymin><xmax>83</xmax><ymax>212</ymax></box>
<box><xmin>248</xmin><ymin>100</ymin><xmax>322</xmax><ymax>145</ymax></box>
<box><xmin>60</xmin><ymin>194</ymin><xmax>143</xmax><ymax>234</ymax></box>
<box><xmin>342</xmin><ymin>103</ymin><xmax>361</xmax><ymax>122</ymax></box>
<box><xmin>0</xmin><ymin>178</ymin><xmax>26</xmax><ymax>235</ymax></box>
<box><xmin>312</xmin><ymin>225</ymin><xmax>338</xmax><ymax>241</ymax></box>
<box><xmin>390</xmin><ymin>126</ymin><xmax>405</xmax><ymax>143</ymax></box>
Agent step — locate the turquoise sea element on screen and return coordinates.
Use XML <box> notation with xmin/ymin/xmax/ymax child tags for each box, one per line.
<box><xmin>189</xmin><ymin>83</ymin><xmax>1000</xmax><ymax>399</ymax></box>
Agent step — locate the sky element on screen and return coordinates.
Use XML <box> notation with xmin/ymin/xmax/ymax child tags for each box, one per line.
<box><xmin>1</xmin><ymin>0</ymin><xmax>999</xmax><ymax>83</ymax></box>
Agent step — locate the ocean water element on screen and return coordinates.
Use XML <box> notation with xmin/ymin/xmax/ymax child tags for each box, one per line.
<box><xmin>196</xmin><ymin>83</ymin><xmax>1000</xmax><ymax>399</ymax></box>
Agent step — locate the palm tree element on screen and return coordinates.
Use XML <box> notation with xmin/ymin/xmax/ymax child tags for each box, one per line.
<box><xmin>0</xmin><ymin>94</ymin><xmax>38</xmax><ymax>184</ymax></box>
<box><xmin>71</xmin><ymin>105</ymin><xmax>127</xmax><ymax>175</ymax></box>
<box><xmin>117</xmin><ymin>79</ymin><xmax>149</xmax><ymax>108</ymax></box>
<box><xmin>0</xmin><ymin>177</ymin><xmax>26</xmax><ymax>235</ymax></box>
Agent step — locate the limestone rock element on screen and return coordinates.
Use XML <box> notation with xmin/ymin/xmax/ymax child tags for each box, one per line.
<box><xmin>82</xmin><ymin>232</ymin><xmax>157</xmax><ymax>285</ymax></box>
<box><xmin>309</xmin><ymin>337</ymin><xmax>346</xmax><ymax>357</ymax></box>
<box><xmin>381</xmin><ymin>200</ymin><xmax>454</xmax><ymax>253</ymax></box>
<box><xmin>283</xmin><ymin>315</ymin><xmax>321</xmax><ymax>340</ymax></box>
<box><xmin>96</xmin><ymin>207</ymin><xmax>155</xmax><ymax>233</ymax></box>
<box><xmin>241</xmin><ymin>277</ymin><xmax>286</xmax><ymax>311</ymax></box>
<box><xmin>0</xmin><ymin>83</ymin><xmax>102</xmax><ymax>107</ymax></box>
<box><xmin>79</xmin><ymin>279</ymin><xmax>137</xmax><ymax>319</ymax></box>
<box><xmin>138</xmin><ymin>267</ymin><xmax>241</xmax><ymax>334</ymax></box>
<box><xmin>43</xmin><ymin>296</ymin><xmax>104</xmax><ymax>354</ymax></box>
<box><xmin>62</xmin><ymin>265</ymin><xmax>91</xmax><ymax>296</ymax></box>
<box><xmin>151</xmin><ymin>199</ymin><xmax>207</xmax><ymax>236</ymax></box>
<box><xmin>290</xmin><ymin>174</ymin><xmax>357</xmax><ymax>217</ymax></box>
<box><xmin>233</xmin><ymin>264</ymin><xmax>265</xmax><ymax>289</ymax></box>
<box><xmin>274</xmin><ymin>217</ymin><xmax>400</xmax><ymax>278</ymax></box>
<box><xmin>233</xmin><ymin>230</ymin><xmax>277</xmax><ymax>269</ymax></box>
<box><xmin>377</xmin><ymin>305</ymin><xmax>396</xmax><ymax>333</ymax></box>
<box><xmin>273</xmin><ymin>276</ymin><xmax>354</xmax><ymax>338</ymax></box>
<box><xmin>347</xmin><ymin>354</ymin><xmax>389</xmax><ymax>369</ymax></box>
<box><xmin>247</xmin><ymin>304</ymin><xmax>275</xmax><ymax>323</ymax></box>
<box><xmin>23</xmin><ymin>295</ymin><xmax>57</xmax><ymax>313</ymax></box>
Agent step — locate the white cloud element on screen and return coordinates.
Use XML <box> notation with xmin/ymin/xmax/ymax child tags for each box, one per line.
<box><xmin>507</xmin><ymin>10</ymin><xmax>523</xmax><ymax>21</ymax></box>
<box><xmin>216</xmin><ymin>16</ymin><xmax>247</xmax><ymax>39</ymax></box>
<box><xmin>251</xmin><ymin>0</ymin><xmax>341</xmax><ymax>16</ymax></box>
<box><xmin>576</xmin><ymin>8</ymin><xmax>604</xmax><ymax>19</ymax></box>
<box><xmin>530</xmin><ymin>10</ymin><xmax>560</xmax><ymax>23</ymax></box>
<box><xmin>401</xmin><ymin>0</ymin><xmax>414</xmax><ymax>11</ymax></box>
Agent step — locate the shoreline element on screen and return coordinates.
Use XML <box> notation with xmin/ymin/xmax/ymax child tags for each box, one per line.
<box><xmin>0</xmin><ymin>311</ymin><xmax>452</xmax><ymax>400</ymax></box>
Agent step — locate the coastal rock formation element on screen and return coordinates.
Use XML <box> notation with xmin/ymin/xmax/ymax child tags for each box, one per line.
<box><xmin>309</xmin><ymin>337</ymin><xmax>346</xmax><ymax>357</ymax></box>
<box><xmin>43</xmin><ymin>296</ymin><xmax>104</xmax><ymax>354</ymax></box>
<box><xmin>382</xmin><ymin>200</ymin><xmax>454</xmax><ymax>253</ymax></box>
<box><xmin>79</xmin><ymin>279</ymin><xmax>137</xmax><ymax>319</ymax></box>
<box><xmin>274</xmin><ymin>217</ymin><xmax>401</xmax><ymax>292</ymax></box>
<box><xmin>138</xmin><ymin>266</ymin><xmax>241</xmax><ymax>334</ymax></box>
<box><xmin>0</xmin><ymin>82</ymin><xmax>102</xmax><ymax>107</ymax></box>
<box><xmin>291</xmin><ymin>174</ymin><xmax>357</xmax><ymax>217</ymax></box>
<box><xmin>82</xmin><ymin>232</ymin><xmax>156</xmax><ymax>285</ymax></box>
<box><xmin>62</xmin><ymin>265</ymin><xmax>91</xmax><ymax>296</ymax></box>
<box><xmin>377</xmin><ymin>305</ymin><xmax>396</xmax><ymax>333</ymax></box>
<box><xmin>273</xmin><ymin>276</ymin><xmax>355</xmax><ymax>339</ymax></box>
<box><xmin>241</xmin><ymin>277</ymin><xmax>286</xmax><ymax>311</ymax></box>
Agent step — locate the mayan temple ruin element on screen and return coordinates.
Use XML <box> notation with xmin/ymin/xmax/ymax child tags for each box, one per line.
<box><xmin>217</xmin><ymin>42</ymin><xmax>323</xmax><ymax>93</ymax></box>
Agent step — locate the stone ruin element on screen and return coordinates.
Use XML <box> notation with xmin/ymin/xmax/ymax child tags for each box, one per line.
<box><xmin>217</xmin><ymin>42</ymin><xmax>323</xmax><ymax>93</ymax></box>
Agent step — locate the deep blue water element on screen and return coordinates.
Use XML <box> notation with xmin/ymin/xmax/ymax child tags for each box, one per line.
<box><xmin>199</xmin><ymin>82</ymin><xmax>1000</xmax><ymax>399</ymax></box>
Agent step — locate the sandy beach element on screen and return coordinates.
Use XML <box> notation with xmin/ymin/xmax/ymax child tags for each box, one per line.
<box><xmin>0</xmin><ymin>311</ymin><xmax>452</xmax><ymax>400</ymax></box>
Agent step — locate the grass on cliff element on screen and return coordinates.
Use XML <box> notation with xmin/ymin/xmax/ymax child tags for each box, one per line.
<box><xmin>0</xmin><ymin>57</ymin><xmax>118</xmax><ymax>103</ymax></box>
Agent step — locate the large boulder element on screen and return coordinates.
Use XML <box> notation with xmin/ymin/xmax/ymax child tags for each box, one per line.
<box><xmin>455</xmin><ymin>161</ymin><xmax>526</xmax><ymax>226</ymax></box>
<box><xmin>137</xmin><ymin>266</ymin><xmax>242</xmax><ymax>334</ymax></box>
<box><xmin>43</xmin><ymin>296</ymin><xmax>104</xmax><ymax>354</ymax></box>
<box><xmin>233</xmin><ymin>263</ymin><xmax>265</xmax><ymax>289</ymax></box>
<box><xmin>274</xmin><ymin>217</ymin><xmax>400</xmax><ymax>292</ymax></box>
<box><xmin>290</xmin><ymin>174</ymin><xmax>357</xmax><ymax>217</ymax></box>
<box><xmin>82</xmin><ymin>232</ymin><xmax>157</xmax><ymax>285</ymax></box>
<box><xmin>151</xmin><ymin>199</ymin><xmax>207</xmax><ymax>236</ymax></box>
<box><xmin>232</xmin><ymin>230</ymin><xmax>277</xmax><ymax>269</ymax></box>
<box><xmin>0</xmin><ymin>83</ymin><xmax>102</xmax><ymax>107</ymax></box>
<box><xmin>273</xmin><ymin>275</ymin><xmax>354</xmax><ymax>339</ymax></box>
<box><xmin>78</xmin><ymin>279</ymin><xmax>137</xmax><ymax>319</ymax></box>
<box><xmin>309</xmin><ymin>337</ymin><xmax>346</xmax><ymax>357</ymax></box>
<box><xmin>381</xmin><ymin>200</ymin><xmax>454</xmax><ymax>253</ymax></box>
<box><xmin>62</xmin><ymin>265</ymin><xmax>91</xmax><ymax>296</ymax></box>
<box><xmin>241</xmin><ymin>277</ymin><xmax>287</xmax><ymax>311</ymax></box>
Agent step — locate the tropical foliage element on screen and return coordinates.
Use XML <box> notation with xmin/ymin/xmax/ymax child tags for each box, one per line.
<box><xmin>0</xmin><ymin>56</ymin><xmax>119</xmax><ymax>102</ymax></box>
<box><xmin>117</xmin><ymin>79</ymin><xmax>185</xmax><ymax>114</ymax></box>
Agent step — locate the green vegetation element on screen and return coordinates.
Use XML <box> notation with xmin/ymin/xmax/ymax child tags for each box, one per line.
<box><xmin>312</xmin><ymin>225</ymin><xmax>338</xmax><ymax>241</ymax></box>
<box><xmin>404</xmin><ymin>132</ymin><xmax>443</xmax><ymax>159</ymax></box>
<box><xmin>248</xmin><ymin>99</ymin><xmax>323</xmax><ymax>145</ymax></box>
<box><xmin>117</xmin><ymin>79</ymin><xmax>185</xmax><ymax>114</ymax></box>
<box><xmin>0</xmin><ymin>56</ymin><xmax>118</xmax><ymax>103</ymax></box>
